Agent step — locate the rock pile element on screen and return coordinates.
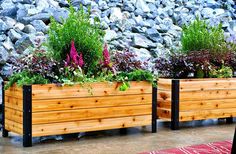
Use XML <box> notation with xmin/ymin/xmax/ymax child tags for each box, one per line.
<box><xmin>0</xmin><ymin>0</ymin><xmax>236</xmax><ymax>78</ymax></box>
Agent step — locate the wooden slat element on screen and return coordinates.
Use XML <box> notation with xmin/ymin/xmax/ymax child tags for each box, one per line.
<box><xmin>180</xmin><ymin>99</ymin><xmax>236</xmax><ymax>111</ymax></box>
<box><xmin>32</xmin><ymin>115</ymin><xmax>151</xmax><ymax>137</ymax></box>
<box><xmin>157</xmin><ymin>108</ymin><xmax>171</xmax><ymax>120</ymax></box>
<box><xmin>5</xmin><ymin>107</ymin><xmax>23</xmax><ymax>123</ymax></box>
<box><xmin>180</xmin><ymin>79</ymin><xmax>236</xmax><ymax>91</ymax></box>
<box><xmin>32</xmin><ymin>105</ymin><xmax>151</xmax><ymax>124</ymax></box>
<box><xmin>180</xmin><ymin>89</ymin><xmax>236</xmax><ymax>101</ymax></box>
<box><xmin>5</xmin><ymin>96</ymin><xmax>23</xmax><ymax>111</ymax></box>
<box><xmin>32</xmin><ymin>81</ymin><xmax>152</xmax><ymax>100</ymax></box>
<box><xmin>158</xmin><ymin>78</ymin><xmax>171</xmax><ymax>90</ymax></box>
<box><xmin>158</xmin><ymin>90</ymin><xmax>171</xmax><ymax>102</ymax></box>
<box><xmin>179</xmin><ymin>108</ymin><xmax>236</xmax><ymax>121</ymax></box>
<box><xmin>5</xmin><ymin>119</ymin><xmax>23</xmax><ymax>135</ymax></box>
<box><xmin>32</xmin><ymin>94</ymin><xmax>151</xmax><ymax>112</ymax></box>
<box><xmin>5</xmin><ymin>86</ymin><xmax>22</xmax><ymax>99</ymax></box>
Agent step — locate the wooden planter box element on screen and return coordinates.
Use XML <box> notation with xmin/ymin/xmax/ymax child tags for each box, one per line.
<box><xmin>2</xmin><ymin>81</ymin><xmax>157</xmax><ymax>147</ymax></box>
<box><xmin>158</xmin><ymin>78</ymin><xmax>236</xmax><ymax>130</ymax></box>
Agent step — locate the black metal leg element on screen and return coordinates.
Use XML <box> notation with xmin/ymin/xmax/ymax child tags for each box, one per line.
<box><xmin>152</xmin><ymin>82</ymin><xmax>157</xmax><ymax>133</ymax></box>
<box><xmin>226</xmin><ymin>117</ymin><xmax>233</xmax><ymax>124</ymax></box>
<box><xmin>23</xmin><ymin>85</ymin><xmax>32</xmax><ymax>147</ymax></box>
<box><xmin>120</xmin><ymin>128</ymin><xmax>127</xmax><ymax>134</ymax></box>
<box><xmin>171</xmin><ymin>80</ymin><xmax>180</xmax><ymax>130</ymax></box>
<box><xmin>2</xmin><ymin>82</ymin><xmax>8</xmax><ymax>137</ymax></box>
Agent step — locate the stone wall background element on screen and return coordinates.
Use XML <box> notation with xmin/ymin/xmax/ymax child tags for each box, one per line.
<box><xmin>0</xmin><ymin>0</ymin><xmax>236</xmax><ymax>102</ymax></box>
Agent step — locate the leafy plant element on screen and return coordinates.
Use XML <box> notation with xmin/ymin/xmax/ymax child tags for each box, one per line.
<box><xmin>48</xmin><ymin>5</ymin><xmax>104</xmax><ymax>75</ymax></box>
<box><xmin>181</xmin><ymin>18</ymin><xmax>228</xmax><ymax>54</ymax></box>
<box><xmin>209</xmin><ymin>65</ymin><xmax>233</xmax><ymax>78</ymax></box>
<box><xmin>112</xmin><ymin>49</ymin><xmax>147</xmax><ymax>72</ymax></box>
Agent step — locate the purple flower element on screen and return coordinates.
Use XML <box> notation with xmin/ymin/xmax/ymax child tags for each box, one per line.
<box><xmin>103</xmin><ymin>44</ymin><xmax>110</xmax><ymax>66</ymax></box>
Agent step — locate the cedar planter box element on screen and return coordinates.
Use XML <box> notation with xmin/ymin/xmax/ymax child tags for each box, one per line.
<box><xmin>157</xmin><ymin>78</ymin><xmax>236</xmax><ymax>130</ymax></box>
<box><xmin>2</xmin><ymin>81</ymin><xmax>157</xmax><ymax>147</ymax></box>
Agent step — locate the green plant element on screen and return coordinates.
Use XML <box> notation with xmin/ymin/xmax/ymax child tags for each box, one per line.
<box><xmin>209</xmin><ymin>65</ymin><xmax>233</xmax><ymax>78</ymax></box>
<box><xmin>5</xmin><ymin>71</ymin><xmax>49</xmax><ymax>90</ymax></box>
<box><xmin>181</xmin><ymin>18</ymin><xmax>228</xmax><ymax>54</ymax></box>
<box><xmin>48</xmin><ymin>5</ymin><xmax>104</xmax><ymax>75</ymax></box>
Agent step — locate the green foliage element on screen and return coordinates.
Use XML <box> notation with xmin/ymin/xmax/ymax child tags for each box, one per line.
<box><xmin>48</xmin><ymin>5</ymin><xmax>104</xmax><ymax>75</ymax></box>
<box><xmin>181</xmin><ymin>18</ymin><xmax>227</xmax><ymax>54</ymax></box>
<box><xmin>5</xmin><ymin>71</ymin><xmax>49</xmax><ymax>90</ymax></box>
<box><xmin>209</xmin><ymin>65</ymin><xmax>233</xmax><ymax>78</ymax></box>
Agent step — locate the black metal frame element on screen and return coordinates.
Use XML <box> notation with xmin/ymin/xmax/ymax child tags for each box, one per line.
<box><xmin>23</xmin><ymin>85</ymin><xmax>32</xmax><ymax>147</ymax></box>
<box><xmin>226</xmin><ymin>117</ymin><xmax>233</xmax><ymax>124</ymax></box>
<box><xmin>2</xmin><ymin>82</ymin><xmax>8</xmax><ymax>137</ymax></box>
<box><xmin>171</xmin><ymin>80</ymin><xmax>180</xmax><ymax>130</ymax></box>
<box><xmin>152</xmin><ymin>82</ymin><xmax>157</xmax><ymax>133</ymax></box>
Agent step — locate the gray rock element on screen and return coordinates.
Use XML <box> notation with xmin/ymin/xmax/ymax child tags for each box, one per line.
<box><xmin>0</xmin><ymin>5</ymin><xmax>18</xmax><ymax>17</ymax></box>
<box><xmin>1</xmin><ymin>17</ymin><xmax>16</xmax><ymax>30</ymax></box>
<box><xmin>8</xmin><ymin>29</ymin><xmax>22</xmax><ymax>42</ymax></box>
<box><xmin>14</xmin><ymin>22</ymin><xmax>25</xmax><ymax>31</ymax></box>
<box><xmin>0</xmin><ymin>35</ymin><xmax>7</xmax><ymax>42</ymax></box>
<box><xmin>14</xmin><ymin>34</ymin><xmax>35</xmax><ymax>53</ymax></box>
<box><xmin>0</xmin><ymin>47</ymin><xmax>9</xmax><ymax>64</ymax></box>
<box><xmin>23</xmin><ymin>24</ymin><xmax>37</xmax><ymax>33</ymax></box>
<box><xmin>109</xmin><ymin>7</ymin><xmax>123</xmax><ymax>22</ymax></box>
<box><xmin>0</xmin><ymin>20</ymin><xmax>9</xmax><ymax>32</ymax></box>
<box><xmin>52</xmin><ymin>8</ymin><xmax>69</xmax><ymax>23</ymax></box>
<box><xmin>30</xmin><ymin>20</ymin><xmax>48</xmax><ymax>33</ymax></box>
<box><xmin>21</xmin><ymin>13</ymin><xmax>51</xmax><ymax>24</ymax></box>
<box><xmin>2</xmin><ymin>37</ymin><xmax>14</xmax><ymax>51</ymax></box>
<box><xmin>145</xmin><ymin>28</ymin><xmax>162</xmax><ymax>43</ymax></box>
<box><xmin>132</xmin><ymin>33</ymin><xmax>156</xmax><ymax>49</ymax></box>
<box><xmin>104</xmin><ymin>30</ymin><xmax>118</xmax><ymax>42</ymax></box>
<box><xmin>123</xmin><ymin>1</ymin><xmax>135</xmax><ymax>12</ymax></box>
<box><xmin>163</xmin><ymin>36</ymin><xmax>173</xmax><ymax>47</ymax></box>
<box><xmin>1</xmin><ymin>63</ymin><xmax>13</xmax><ymax>77</ymax></box>
<box><xmin>201</xmin><ymin>8</ymin><xmax>214</xmax><ymax>18</ymax></box>
<box><xmin>136</xmin><ymin>0</ymin><xmax>150</xmax><ymax>13</ymax></box>
<box><xmin>130</xmin><ymin>47</ymin><xmax>152</xmax><ymax>62</ymax></box>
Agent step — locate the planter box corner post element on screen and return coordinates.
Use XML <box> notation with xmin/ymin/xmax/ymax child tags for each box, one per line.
<box><xmin>171</xmin><ymin>80</ymin><xmax>180</xmax><ymax>130</ymax></box>
<box><xmin>23</xmin><ymin>85</ymin><xmax>32</xmax><ymax>147</ymax></box>
<box><xmin>152</xmin><ymin>81</ymin><xmax>157</xmax><ymax>133</ymax></box>
<box><xmin>2</xmin><ymin>81</ymin><xmax>8</xmax><ymax>137</ymax></box>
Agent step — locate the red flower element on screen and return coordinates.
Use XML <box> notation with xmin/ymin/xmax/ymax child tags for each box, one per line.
<box><xmin>103</xmin><ymin>44</ymin><xmax>110</xmax><ymax>66</ymax></box>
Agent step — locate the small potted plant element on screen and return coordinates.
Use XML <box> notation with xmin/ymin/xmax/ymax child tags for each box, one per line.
<box><xmin>2</xmin><ymin>6</ymin><xmax>156</xmax><ymax>147</ymax></box>
<box><xmin>154</xmin><ymin>18</ymin><xmax>236</xmax><ymax>130</ymax></box>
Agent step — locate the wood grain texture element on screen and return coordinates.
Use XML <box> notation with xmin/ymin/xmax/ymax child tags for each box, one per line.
<box><xmin>32</xmin><ymin>94</ymin><xmax>151</xmax><ymax>112</ymax></box>
<box><xmin>32</xmin><ymin>81</ymin><xmax>152</xmax><ymax>100</ymax></box>
<box><xmin>32</xmin><ymin>104</ymin><xmax>151</xmax><ymax>124</ymax></box>
<box><xmin>32</xmin><ymin>115</ymin><xmax>151</xmax><ymax>137</ymax></box>
<box><xmin>179</xmin><ymin>108</ymin><xmax>236</xmax><ymax>121</ymax></box>
<box><xmin>5</xmin><ymin>107</ymin><xmax>23</xmax><ymax>123</ymax></box>
<box><xmin>5</xmin><ymin>96</ymin><xmax>23</xmax><ymax>111</ymax></box>
<box><xmin>5</xmin><ymin>119</ymin><xmax>23</xmax><ymax>135</ymax></box>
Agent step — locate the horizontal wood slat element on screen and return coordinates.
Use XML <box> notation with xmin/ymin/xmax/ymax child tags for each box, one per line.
<box><xmin>32</xmin><ymin>115</ymin><xmax>151</xmax><ymax>137</ymax></box>
<box><xmin>158</xmin><ymin>79</ymin><xmax>171</xmax><ymax>90</ymax></box>
<box><xmin>5</xmin><ymin>119</ymin><xmax>23</xmax><ymax>135</ymax></box>
<box><xmin>180</xmin><ymin>89</ymin><xmax>236</xmax><ymax>101</ymax></box>
<box><xmin>5</xmin><ymin>107</ymin><xmax>23</xmax><ymax>123</ymax></box>
<box><xmin>179</xmin><ymin>108</ymin><xmax>236</xmax><ymax>121</ymax></box>
<box><xmin>32</xmin><ymin>105</ymin><xmax>151</xmax><ymax>124</ymax></box>
<box><xmin>5</xmin><ymin>96</ymin><xmax>23</xmax><ymax>111</ymax></box>
<box><xmin>32</xmin><ymin>94</ymin><xmax>151</xmax><ymax>112</ymax></box>
<box><xmin>180</xmin><ymin>79</ymin><xmax>236</xmax><ymax>91</ymax></box>
<box><xmin>32</xmin><ymin>81</ymin><xmax>152</xmax><ymax>100</ymax></box>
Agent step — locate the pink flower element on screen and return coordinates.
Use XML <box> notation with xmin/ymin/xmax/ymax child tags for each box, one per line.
<box><xmin>103</xmin><ymin>44</ymin><xmax>110</xmax><ymax>66</ymax></box>
<box><xmin>64</xmin><ymin>40</ymin><xmax>84</xmax><ymax>68</ymax></box>
<box><xmin>70</xmin><ymin>40</ymin><xmax>79</xmax><ymax>65</ymax></box>
<box><xmin>78</xmin><ymin>53</ymin><xmax>84</xmax><ymax>68</ymax></box>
